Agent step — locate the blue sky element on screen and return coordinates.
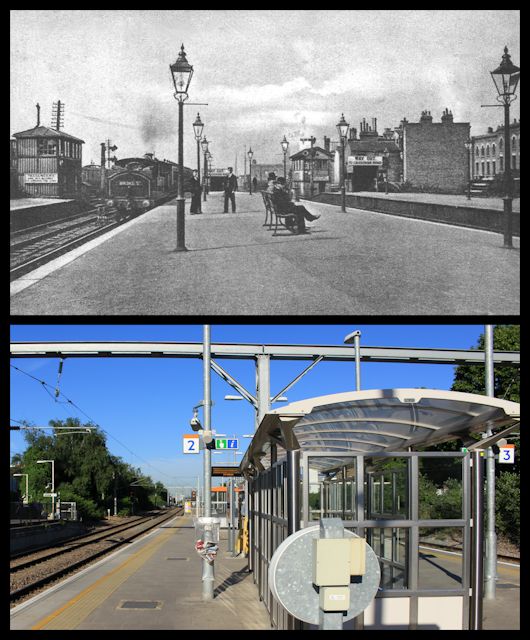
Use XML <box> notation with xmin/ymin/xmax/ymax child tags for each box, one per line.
<box><xmin>10</xmin><ymin>324</ymin><xmax>485</xmax><ymax>489</ymax></box>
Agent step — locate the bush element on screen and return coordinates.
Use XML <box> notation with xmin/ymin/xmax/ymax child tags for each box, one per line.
<box><xmin>495</xmin><ymin>472</ymin><xmax>520</xmax><ymax>546</ymax></box>
<box><xmin>58</xmin><ymin>484</ymin><xmax>103</xmax><ymax>521</ymax></box>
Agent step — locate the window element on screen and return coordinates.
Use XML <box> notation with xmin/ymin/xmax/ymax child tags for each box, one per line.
<box><xmin>475</xmin><ymin>161</ymin><xmax>479</xmax><ymax>175</ymax></box>
<box><xmin>475</xmin><ymin>146</ymin><xmax>479</xmax><ymax>156</ymax></box>
<box><xmin>480</xmin><ymin>146</ymin><xmax>485</xmax><ymax>157</ymax></box>
<box><xmin>492</xmin><ymin>160</ymin><xmax>496</xmax><ymax>175</ymax></box>
<box><xmin>512</xmin><ymin>155</ymin><xmax>516</xmax><ymax>170</ymax></box>
<box><xmin>499</xmin><ymin>137</ymin><xmax>504</xmax><ymax>151</ymax></box>
<box><xmin>486</xmin><ymin>161</ymin><xmax>490</xmax><ymax>176</ymax></box>
<box><xmin>492</xmin><ymin>143</ymin><xmax>496</xmax><ymax>156</ymax></box>
<box><xmin>486</xmin><ymin>145</ymin><xmax>490</xmax><ymax>157</ymax></box>
<box><xmin>512</xmin><ymin>136</ymin><xmax>516</xmax><ymax>151</ymax></box>
<box><xmin>37</xmin><ymin>139</ymin><xmax>57</xmax><ymax>155</ymax></box>
<box><xmin>481</xmin><ymin>161</ymin><xmax>485</xmax><ymax>175</ymax></box>
<box><xmin>500</xmin><ymin>157</ymin><xmax>504</xmax><ymax>172</ymax></box>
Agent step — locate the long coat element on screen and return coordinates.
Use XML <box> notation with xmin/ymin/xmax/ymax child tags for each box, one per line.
<box><xmin>223</xmin><ymin>173</ymin><xmax>238</xmax><ymax>193</ymax></box>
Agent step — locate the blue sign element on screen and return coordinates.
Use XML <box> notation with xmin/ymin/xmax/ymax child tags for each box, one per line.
<box><xmin>227</xmin><ymin>439</ymin><xmax>238</xmax><ymax>450</ymax></box>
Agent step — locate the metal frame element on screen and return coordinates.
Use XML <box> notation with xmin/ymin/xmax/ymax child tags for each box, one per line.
<box><xmin>250</xmin><ymin>449</ymin><xmax>475</xmax><ymax>630</ymax></box>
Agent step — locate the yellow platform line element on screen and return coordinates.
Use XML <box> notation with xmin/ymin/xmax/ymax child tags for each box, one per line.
<box><xmin>32</xmin><ymin>517</ymin><xmax>187</xmax><ymax>630</ymax></box>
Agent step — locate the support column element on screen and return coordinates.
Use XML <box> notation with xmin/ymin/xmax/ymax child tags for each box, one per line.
<box><xmin>484</xmin><ymin>325</ymin><xmax>496</xmax><ymax>600</ymax></box>
<box><xmin>470</xmin><ymin>451</ymin><xmax>485</xmax><ymax>630</ymax></box>
<box><xmin>286</xmin><ymin>449</ymin><xmax>301</xmax><ymax>535</ymax></box>
<box><xmin>255</xmin><ymin>354</ymin><xmax>271</xmax><ymax>431</ymax></box>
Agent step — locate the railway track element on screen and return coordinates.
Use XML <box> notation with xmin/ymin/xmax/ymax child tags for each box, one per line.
<box><xmin>10</xmin><ymin>508</ymin><xmax>183</xmax><ymax>605</ymax></box>
<box><xmin>10</xmin><ymin>193</ymin><xmax>177</xmax><ymax>282</ymax></box>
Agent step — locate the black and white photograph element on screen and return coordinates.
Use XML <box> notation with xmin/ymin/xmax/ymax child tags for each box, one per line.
<box><xmin>10</xmin><ymin>10</ymin><xmax>519</xmax><ymax>315</ymax></box>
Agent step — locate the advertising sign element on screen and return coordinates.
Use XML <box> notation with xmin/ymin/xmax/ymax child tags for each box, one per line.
<box><xmin>25</xmin><ymin>173</ymin><xmax>58</xmax><ymax>184</ymax></box>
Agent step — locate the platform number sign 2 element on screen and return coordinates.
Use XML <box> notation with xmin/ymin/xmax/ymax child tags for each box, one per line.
<box><xmin>183</xmin><ymin>434</ymin><xmax>200</xmax><ymax>454</ymax></box>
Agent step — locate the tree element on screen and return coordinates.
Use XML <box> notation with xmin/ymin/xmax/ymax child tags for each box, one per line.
<box><xmin>11</xmin><ymin>418</ymin><xmax>167</xmax><ymax>520</ymax></box>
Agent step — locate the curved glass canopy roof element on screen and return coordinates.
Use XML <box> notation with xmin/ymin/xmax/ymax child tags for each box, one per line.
<box><xmin>240</xmin><ymin>389</ymin><xmax>520</xmax><ymax>473</ymax></box>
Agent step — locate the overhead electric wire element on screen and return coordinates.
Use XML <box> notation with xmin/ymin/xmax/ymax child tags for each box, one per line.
<box><xmin>10</xmin><ymin>363</ymin><xmax>180</xmax><ymax>483</ymax></box>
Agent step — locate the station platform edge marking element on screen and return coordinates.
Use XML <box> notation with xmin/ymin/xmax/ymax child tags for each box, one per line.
<box><xmin>31</xmin><ymin>516</ymin><xmax>187</xmax><ymax>630</ymax></box>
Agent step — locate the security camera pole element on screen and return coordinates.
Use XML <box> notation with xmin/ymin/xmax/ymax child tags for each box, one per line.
<box><xmin>202</xmin><ymin>324</ymin><xmax>214</xmax><ymax>600</ymax></box>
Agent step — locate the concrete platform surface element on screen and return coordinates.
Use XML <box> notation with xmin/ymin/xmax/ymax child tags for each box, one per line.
<box><xmin>10</xmin><ymin>192</ymin><xmax>519</xmax><ymax>315</ymax></box>
<box><xmin>10</xmin><ymin>198</ymin><xmax>74</xmax><ymax>211</ymax></box>
<box><xmin>10</xmin><ymin>514</ymin><xmax>271</xmax><ymax>630</ymax></box>
<box><xmin>352</xmin><ymin>191</ymin><xmax>520</xmax><ymax>212</ymax></box>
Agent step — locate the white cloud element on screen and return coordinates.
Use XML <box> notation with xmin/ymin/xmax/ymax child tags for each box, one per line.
<box><xmin>208</xmin><ymin>76</ymin><xmax>311</xmax><ymax>107</ymax></box>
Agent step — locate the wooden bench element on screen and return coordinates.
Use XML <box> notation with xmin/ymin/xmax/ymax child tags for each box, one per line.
<box><xmin>260</xmin><ymin>191</ymin><xmax>298</xmax><ymax>236</ymax></box>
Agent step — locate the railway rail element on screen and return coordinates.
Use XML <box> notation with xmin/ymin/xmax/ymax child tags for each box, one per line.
<box><xmin>10</xmin><ymin>192</ymin><xmax>177</xmax><ymax>281</ymax></box>
<box><xmin>10</xmin><ymin>507</ymin><xmax>183</xmax><ymax>605</ymax></box>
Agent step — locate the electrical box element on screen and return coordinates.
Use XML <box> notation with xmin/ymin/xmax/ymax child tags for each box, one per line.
<box><xmin>312</xmin><ymin>538</ymin><xmax>351</xmax><ymax>586</ymax></box>
<box><xmin>319</xmin><ymin>586</ymin><xmax>351</xmax><ymax>612</ymax></box>
<box><xmin>350</xmin><ymin>538</ymin><xmax>366</xmax><ymax>576</ymax></box>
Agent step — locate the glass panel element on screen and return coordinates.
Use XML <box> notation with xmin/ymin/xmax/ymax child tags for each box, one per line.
<box><xmin>418</xmin><ymin>527</ymin><xmax>464</xmax><ymax>590</ymax></box>
<box><xmin>366</xmin><ymin>457</ymin><xmax>408</xmax><ymax>519</ymax></box>
<box><xmin>367</xmin><ymin>526</ymin><xmax>409</xmax><ymax>590</ymax></box>
<box><xmin>418</xmin><ymin>456</ymin><xmax>463</xmax><ymax>520</ymax></box>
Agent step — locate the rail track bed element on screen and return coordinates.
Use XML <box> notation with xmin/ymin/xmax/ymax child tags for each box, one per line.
<box><xmin>10</xmin><ymin>508</ymin><xmax>182</xmax><ymax>606</ymax></box>
<box><xmin>10</xmin><ymin>193</ymin><xmax>177</xmax><ymax>282</ymax></box>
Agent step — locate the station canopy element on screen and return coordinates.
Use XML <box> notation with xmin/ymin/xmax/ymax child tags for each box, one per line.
<box><xmin>240</xmin><ymin>389</ymin><xmax>520</xmax><ymax>474</ymax></box>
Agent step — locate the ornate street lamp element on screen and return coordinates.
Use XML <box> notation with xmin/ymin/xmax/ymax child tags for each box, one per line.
<box><xmin>206</xmin><ymin>151</ymin><xmax>212</xmax><ymax>195</ymax></box>
<box><xmin>247</xmin><ymin>147</ymin><xmax>254</xmax><ymax>195</ymax></box>
<box><xmin>201</xmin><ymin>137</ymin><xmax>209</xmax><ymax>201</ymax></box>
<box><xmin>281</xmin><ymin>135</ymin><xmax>289</xmax><ymax>179</ymax></box>
<box><xmin>170</xmin><ymin>44</ymin><xmax>194</xmax><ymax>251</ymax></box>
<box><xmin>193</xmin><ymin>113</ymin><xmax>204</xmax><ymax>212</ymax></box>
<box><xmin>464</xmin><ymin>140</ymin><xmax>472</xmax><ymax>200</ymax></box>
<box><xmin>336</xmin><ymin>114</ymin><xmax>349</xmax><ymax>212</ymax></box>
<box><xmin>490</xmin><ymin>46</ymin><xmax>519</xmax><ymax>248</ymax></box>
<box><xmin>383</xmin><ymin>147</ymin><xmax>390</xmax><ymax>195</ymax></box>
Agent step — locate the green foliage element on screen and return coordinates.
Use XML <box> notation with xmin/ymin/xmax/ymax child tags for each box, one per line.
<box><xmin>11</xmin><ymin>419</ymin><xmax>165</xmax><ymax>521</ymax></box>
<box><xmin>451</xmin><ymin>325</ymin><xmax>520</xmax><ymax>403</ymax></box>
<box><xmin>495</xmin><ymin>471</ymin><xmax>520</xmax><ymax>546</ymax></box>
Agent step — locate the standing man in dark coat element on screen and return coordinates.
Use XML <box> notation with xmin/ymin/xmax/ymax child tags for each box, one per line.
<box><xmin>223</xmin><ymin>167</ymin><xmax>238</xmax><ymax>213</ymax></box>
<box><xmin>189</xmin><ymin>170</ymin><xmax>202</xmax><ymax>214</ymax></box>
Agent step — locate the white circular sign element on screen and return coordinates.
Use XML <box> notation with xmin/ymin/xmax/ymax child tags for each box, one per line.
<box><xmin>268</xmin><ymin>526</ymin><xmax>380</xmax><ymax>624</ymax></box>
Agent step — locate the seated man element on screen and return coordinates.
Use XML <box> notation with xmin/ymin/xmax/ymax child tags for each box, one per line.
<box><xmin>271</xmin><ymin>177</ymin><xmax>320</xmax><ymax>234</ymax></box>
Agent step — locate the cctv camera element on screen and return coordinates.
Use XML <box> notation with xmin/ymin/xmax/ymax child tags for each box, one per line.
<box><xmin>190</xmin><ymin>413</ymin><xmax>202</xmax><ymax>431</ymax></box>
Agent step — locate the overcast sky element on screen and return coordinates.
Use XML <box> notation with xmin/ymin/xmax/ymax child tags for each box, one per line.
<box><xmin>11</xmin><ymin>10</ymin><xmax>520</xmax><ymax>171</ymax></box>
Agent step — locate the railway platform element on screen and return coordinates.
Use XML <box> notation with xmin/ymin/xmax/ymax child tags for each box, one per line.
<box><xmin>10</xmin><ymin>198</ymin><xmax>75</xmax><ymax>211</ymax></box>
<box><xmin>10</xmin><ymin>191</ymin><xmax>519</xmax><ymax>315</ymax></box>
<box><xmin>10</xmin><ymin>512</ymin><xmax>271</xmax><ymax>630</ymax></box>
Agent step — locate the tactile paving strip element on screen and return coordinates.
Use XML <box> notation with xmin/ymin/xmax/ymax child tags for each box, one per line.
<box><xmin>31</xmin><ymin>525</ymin><xmax>178</xmax><ymax>629</ymax></box>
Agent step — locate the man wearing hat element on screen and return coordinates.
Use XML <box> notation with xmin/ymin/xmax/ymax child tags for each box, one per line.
<box><xmin>223</xmin><ymin>167</ymin><xmax>238</xmax><ymax>213</ymax></box>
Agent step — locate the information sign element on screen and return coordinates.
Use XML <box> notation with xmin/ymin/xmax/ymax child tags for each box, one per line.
<box><xmin>214</xmin><ymin>438</ymin><xmax>238</xmax><ymax>450</ymax></box>
<box><xmin>183</xmin><ymin>433</ymin><xmax>200</xmax><ymax>454</ymax></box>
<box><xmin>43</xmin><ymin>492</ymin><xmax>57</xmax><ymax>497</ymax></box>
<box><xmin>498</xmin><ymin>444</ymin><xmax>515</xmax><ymax>464</ymax></box>
<box><xmin>25</xmin><ymin>173</ymin><xmax>58</xmax><ymax>184</ymax></box>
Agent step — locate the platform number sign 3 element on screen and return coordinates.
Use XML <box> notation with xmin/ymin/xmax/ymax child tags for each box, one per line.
<box><xmin>498</xmin><ymin>444</ymin><xmax>515</xmax><ymax>464</ymax></box>
<box><xmin>183</xmin><ymin>434</ymin><xmax>200</xmax><ymax>454</ymax></box>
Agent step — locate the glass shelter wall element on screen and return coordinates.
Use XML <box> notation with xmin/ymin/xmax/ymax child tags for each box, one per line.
<box><xmin>249</xmin><ymin>450</ymin><xmax>471</xmax><ymax>630</ymax></box>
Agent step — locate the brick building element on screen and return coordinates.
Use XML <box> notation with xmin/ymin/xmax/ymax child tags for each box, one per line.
<box><xmin>402</xmin><ymin>109</ymin><xmax>470</xmax><ymax>194</ymax></box>
<box><xmin>471</xmin><ymin>119</ymin><xmax>520</xmax><ymax>179</ymax></box>
<box><xmin>332</xmin><ymin>117</ymin><xmax>403</xmax><ymax>191</ymax></box>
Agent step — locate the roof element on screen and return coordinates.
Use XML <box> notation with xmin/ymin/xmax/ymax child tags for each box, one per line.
<box><xmin>240</xmin><ymin>388</ymin><xmax>520</xmax><ymax>474</ymax></box>
<box><xmin>347</xmin><ymin>140</ymin><xmax>401</xmax><ymax>154</ymax></box>
<box><xmin>12</xmin><ymin>125</ymin><xmax>84</xmax><ymax>143</ymax></box>
<box><xmin>290</xmin><ymin>146</ymin><xmax>333</xmax><ymax>160</ymax></box>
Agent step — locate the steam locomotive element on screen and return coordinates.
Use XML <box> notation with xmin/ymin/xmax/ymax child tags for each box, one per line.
<box><xmin>106</xmin><ymin>154</ymin><xmax>193</xmax><ymax>217</ymax></box>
